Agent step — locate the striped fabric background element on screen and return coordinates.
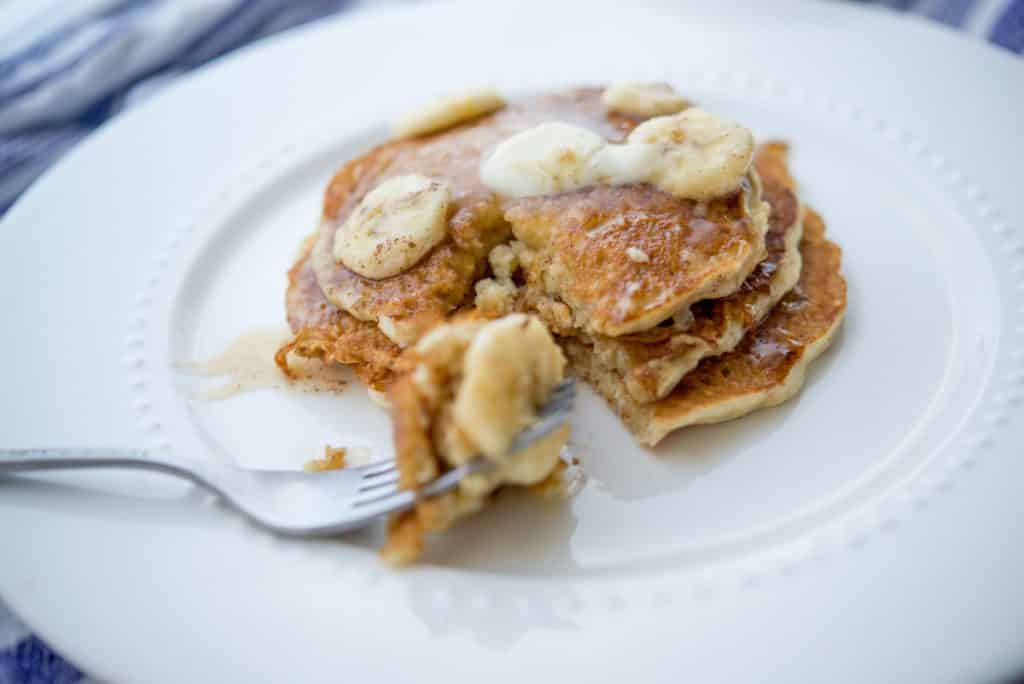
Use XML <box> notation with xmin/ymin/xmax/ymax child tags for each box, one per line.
<box><xmin>0</xmin><ymin>0</ymin><xmax>1021</xmax><ymax>682</ymax></box>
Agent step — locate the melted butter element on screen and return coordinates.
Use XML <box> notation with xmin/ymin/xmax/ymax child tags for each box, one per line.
<box><xmin>748</xmin><ymin>331</ymin><xmax>803</xmax><ymax>367</ymax></box>
<box><xmin>480</xmin><ymin>108</ymin><xmax>753</xmax><ymax>201</ymax></box>
<box><xmin>749</xmin><ymin>338</ymin><xmax>787</xmax><ymax>363</ymax></box>
<box><xmin>480</xmin><ymin>122</ymin><xmax>649</xmax><ymax>198</ymax></box>
<box><xmin>179</xmin><ymin>326</ymin><xmax>348</xmax><ymax>401</ymax></box>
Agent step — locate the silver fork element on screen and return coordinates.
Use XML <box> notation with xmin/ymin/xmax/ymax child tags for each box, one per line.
<box><xmin>0</xmin><ymin>380</ymin><xmax>575</xmax><ymax>536</ymax></box>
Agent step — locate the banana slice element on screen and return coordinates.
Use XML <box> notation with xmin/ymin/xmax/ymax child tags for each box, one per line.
<box><xmin>479</xmin><ymin>121</ymin><xmax>606</xmax><ymax>197</ymax></box>
<box><xmin>602</xmin><ymin>82</ymin><xmax>690</xmax><ymax>117</ymax></box>
<box><xmin>393</xmin><ymin>88</ymin><xmax>506</xmax><ymax>139</ymax></box>
<box><xmin>628</xmin><ymin>107</ymin><xmax>754</xmax><ymax>200</ymax></box>
<box><xmin>333</xmin><ymin>174</ymin><xmax>451</xmax><ymax>279</ymax></box>
<box><xmin>454</xmin><ymin>314</ymin><xmax>565</xmax><ymax>461</ymax></box>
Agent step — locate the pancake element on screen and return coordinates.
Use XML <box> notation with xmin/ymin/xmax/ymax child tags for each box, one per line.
<box><xmin>311</xmin><ymin>88</ymin><xmax>643</xmax><ymax>347</ymax></box>
<box><xmin>502</xmin><ymin>170</ymin><xmax>768</xmax><ymax>337</ymax></box>
<box><xmin>276</xmin><ymin>236</ymin><xmax>400</xmax><ymax>391</ymax></box>
<box><xmin>381</xmin><ymin>314</ymin><xmax>570</xmax><ymax>565</ymax></box>
<box><xmin>576</xmin><ymin>142</ymin><xmax>804</xmax><ymax>403</ymax></box>
<box><xmin>313</xmin><ymin>86</ymin><xmax>767</xmax><ymax>348</ymax></box>
<box><xmin>567</xmin><ymin>207</ymin><xmax>846</xmax><ymax>446</ymax></box>
<box><xmin>282</xmin><ymin>83</ymin><xmax>845</xmax><ymax>458</ymax></box>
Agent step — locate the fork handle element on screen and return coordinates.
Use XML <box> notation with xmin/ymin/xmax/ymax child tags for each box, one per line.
<box><xmin>0</xmin><ymin>448</ymin><xmax>205</xmax><ymax>486</ymax></box>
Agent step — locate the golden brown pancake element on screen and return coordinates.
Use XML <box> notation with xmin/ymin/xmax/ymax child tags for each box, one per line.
<box><xmin>567</xmin><ymin>207</ymin><xmax>846</xmax><ymax>446</ymax></box>
<box><xmin>311</xmin><ymin>88</ymin><xmax>643</xmax><ymax>347</ymax></box>
<box><xmin>274</xmin><ymin>82</ymin><xmax>852</xmax><ymax>567</ymax></box>
<box><xmin>281</xmin><ymin>84</ymin><xmax>846</xmax><ymax>461</ymax></box>
<box><xmin>276</xmin><ymin>237</ymin><xmax>400</xmax><ymax>391</ymax></box>
<box><xmin>312</xmin><ymin>87</ymin><xmax>767</xmax><ymax>348</ymax></box>
<box><xmin>504</xmin><ymin>171</ymin><xmax>768</xmax><ymax>337</ymax></box>
<box><xmin>574</xmin><ymin>142</ymin><xmax>804</xmax><ymax>403</ymax></box>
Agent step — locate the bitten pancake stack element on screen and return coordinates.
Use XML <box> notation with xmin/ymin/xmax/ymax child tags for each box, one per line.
<box><xmin>276</xmin><ymin>84</ymin><xmax>847</xmax><ymax>562</ymax></box>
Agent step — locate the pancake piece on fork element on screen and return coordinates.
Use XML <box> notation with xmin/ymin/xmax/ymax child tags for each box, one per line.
<box><xmin>382</xmin><ymin>314</ymin><xmax>571</xmax><ymax>565</ymax></box>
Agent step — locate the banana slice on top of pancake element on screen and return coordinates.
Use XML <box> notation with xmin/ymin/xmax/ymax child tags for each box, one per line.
<box><xmin>393</xmin><ymin>88</ymin><xmax>507</xmax><ymax>139</ymax></box>
<box><xmin>602</xmin><ymin>81</ymin><xmax>691</xmax><ymax>117</ymax></box>
<box><xmin>332</xmin><ymin>174</ymin><xmax>452</xmax><ymax>280</ymax></box>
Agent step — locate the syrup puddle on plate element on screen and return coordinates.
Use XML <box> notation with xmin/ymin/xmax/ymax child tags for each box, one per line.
<box><xmin>178</xmin><ymin>326</ymin><xmax>349</xmax><ymax>400</ymax></box>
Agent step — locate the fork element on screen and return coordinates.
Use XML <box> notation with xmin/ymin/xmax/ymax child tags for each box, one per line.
<box><xmin>0</xmin><ymin>380</ymin><xmax>575</xmax><ymax>536</ymax></box>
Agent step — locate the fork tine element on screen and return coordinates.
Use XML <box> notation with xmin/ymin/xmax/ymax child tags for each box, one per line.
<box><xmin>537</xmin><ymin>393</ymin><xmax>571</xmax><ymax>418</ymax></box>
<box><xmin>548</xmin><ymin>379</ymin><xmax>576</xmax><ymax>403</ymax></box>
<box><xmin>358</xmin><ymin>471</ymin><xmax>399</xmax><ymax>492</ymax></box>
<box><xmin>352</xmin><ymin>460</ymin><xmax>397</xmax><ymax>476</ymax></box>
<box><xmin>352</xmin><ymin>457</ymin><xmax>487</xmax><ymax>509</ymax></box>
<box><xmin>507</xmin><ymin>405</ymin><xmax>572</xmax><ymax>455</ymax></box>
<box><xmin>348</xmin><ymin>383</ymin><xmax>570</xmax><ymax>476</ymax></box>
<box><xmin>353</xmin><ymin>482</ymin><xmax>402</xmax><ymax>506</ymax></box>
<box><xmin>536</xmin><ymin>384</ymin><xmax>575</xmax><ymax>419</ymax></box>
<box><xmin>348</xmin><ymin>488</ymin><xmax>417</xmax><ymax>520</ymax></box>
<box><xmin>344</xmin><ymin>381</ymin><xmax>574</xmax><ymax>523</ymax></box>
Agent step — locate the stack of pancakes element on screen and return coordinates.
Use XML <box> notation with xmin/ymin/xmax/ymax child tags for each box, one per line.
<box><xmin>277</xmin><ymin>86</ymin><xmax>846</xmax><ymax>446</ymax></box>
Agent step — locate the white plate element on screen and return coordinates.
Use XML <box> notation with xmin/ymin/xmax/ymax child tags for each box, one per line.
<box><xmin>2</xmin><ymin>1</ymin><xmax>1023</xmax><ymax>682</ymax></box>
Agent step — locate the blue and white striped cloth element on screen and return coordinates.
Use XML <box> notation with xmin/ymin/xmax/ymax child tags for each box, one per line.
<box><xmin>0</xmin><ymin>0</ymin><xmax>1021</xmax><ymax>682</ymax></box>
<box><xmin>0</xmin><ymin>0</ymin><xmax>369</xmax><ymax>217</ymax></box>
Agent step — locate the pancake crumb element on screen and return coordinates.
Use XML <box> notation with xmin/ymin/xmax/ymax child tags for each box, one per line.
<box><xmin>475</xmin><ymin>277</ymin><xmax>518</xmax><ymax>316</ymax></box>
<box><xmin>304</xmin><ymin>446</ymin><xmax>348</xmax><ymax>472</ymax></box>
